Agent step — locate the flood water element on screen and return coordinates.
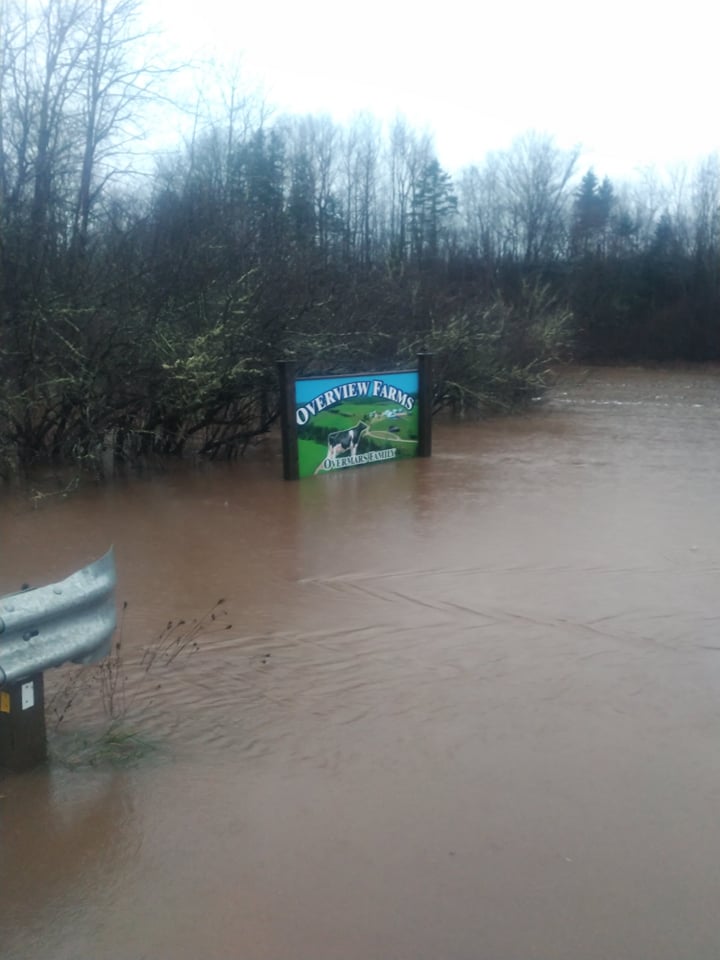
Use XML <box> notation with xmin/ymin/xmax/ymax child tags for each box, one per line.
<box><xmin>3</xmin><ymin>366</ymin><xmax>720</xmax><ymax>960</ymax></box>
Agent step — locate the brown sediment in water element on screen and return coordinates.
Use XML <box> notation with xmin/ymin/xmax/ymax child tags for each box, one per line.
<box><xmin>2</xmin><ymin>366</ymin><xmax>720</xmax><ymax>960</ymax></box>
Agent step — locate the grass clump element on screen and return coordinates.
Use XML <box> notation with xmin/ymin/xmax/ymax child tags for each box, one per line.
<box><xmin>53</xmin><ymin>725</ymin><xmax>158</xmax><ymax>769</ymax></box>
<box><xmin>47</xmin><ymin>599</ymin><xmax>231</xmax><ymax>768</ymax></box>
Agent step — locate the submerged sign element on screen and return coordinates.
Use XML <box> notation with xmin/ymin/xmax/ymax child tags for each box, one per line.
<box><xmin>295</xmin><ymin>370</ymin><xmax>420</xmax><ymax>478</ymax></box>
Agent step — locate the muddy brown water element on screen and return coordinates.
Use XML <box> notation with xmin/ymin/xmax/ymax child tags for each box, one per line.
<box><xmin>2</xmin><ymin>366</ymin><xmax>720</xmax><ymax>960</ymax></box>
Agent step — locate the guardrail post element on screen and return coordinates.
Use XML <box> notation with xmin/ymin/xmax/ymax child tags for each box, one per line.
<box><xmin>0</xmin><ymin>672</ymin><xmax>47</xmax><ymax>772</ymax></box>
<box><xmin>0</xmin><ymin>548</ymin><xmax>116</xmax><ymax>772</ymax></box>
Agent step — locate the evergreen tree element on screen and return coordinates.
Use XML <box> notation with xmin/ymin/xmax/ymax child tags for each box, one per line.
<box><xmin>571</xmin><ymin>169</ymin><xmax>614</xmax><ymax>256</ymax></box>
<box><xmin>410</xmin><ymin>158</ymin><xmax>457</xmax><ymax>263</ymax></box>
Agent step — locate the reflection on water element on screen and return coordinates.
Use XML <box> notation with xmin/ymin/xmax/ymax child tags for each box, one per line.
<box><xmin>1</xmin><ymin>770</ymin><xmax>138</xmax><ymax>958</ymax></box>
<box><xmin>3</xmin><ymin>367</ymin><xmax>720</xmax><ymax>960</ymax></box>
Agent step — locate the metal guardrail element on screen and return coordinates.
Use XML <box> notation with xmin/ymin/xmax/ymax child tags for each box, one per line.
<box><xmin>0</xmin><ymin>548</ymin><xmax>117</xmax><ymax>688</ymax></box>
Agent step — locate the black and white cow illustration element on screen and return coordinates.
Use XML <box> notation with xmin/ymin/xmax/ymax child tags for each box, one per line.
<box><xmin>326</xmin><ymin>421</ymin><xmax>368</xmax><ymax>460</ymax></box>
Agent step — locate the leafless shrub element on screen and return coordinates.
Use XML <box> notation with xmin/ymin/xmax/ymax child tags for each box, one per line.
<box><xmin>47</xmin><ymin>599</ymin><xmax>232</xmax><ymax>765</ymax></box>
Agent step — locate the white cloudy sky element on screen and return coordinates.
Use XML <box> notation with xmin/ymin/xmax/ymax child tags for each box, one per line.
<box><xmin>144</xmin><ymin>0</ymin><xmax>718</xmax><ymax>180</ymax></box>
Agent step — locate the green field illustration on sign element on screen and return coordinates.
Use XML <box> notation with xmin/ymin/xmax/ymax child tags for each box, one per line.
<box><xmin>295</xmin><ymin>370</ymin><xmax>419</xmax><ymax>478</ymax></box>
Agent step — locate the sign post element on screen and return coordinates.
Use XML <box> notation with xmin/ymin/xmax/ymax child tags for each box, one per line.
<box><xmin>417</xmin><ymin>352</ymin><xmax>433</xmax><ymax>458</ymax></box>
<box><xmin>0</xmin><ymin>674</ymin><xmax>47</xmax><ymax>771</ymax></box>
<box><xmin>278</xmin><ymin>360</ymin><xmax>299</xmax><ymax>481</ymax></box>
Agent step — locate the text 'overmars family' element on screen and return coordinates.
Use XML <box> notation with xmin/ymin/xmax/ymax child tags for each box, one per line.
<box><xmin>322</xmin><ymin>448</ymin><xmax>397</xmax><ymax>471</ymax></box>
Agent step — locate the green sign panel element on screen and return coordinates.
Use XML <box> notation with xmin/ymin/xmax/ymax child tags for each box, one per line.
<box><xmin>295</xmin><ymin>370</ymin><xmax>420</xmax><ymax>478</ymax></box>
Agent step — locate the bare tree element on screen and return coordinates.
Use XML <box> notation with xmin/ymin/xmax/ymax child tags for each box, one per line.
<box><xmin>691</xmin><ymin>154</ymin><xmax>720</xmax><ymax>264</ymax></box>
<box><xmin>384</xmin><ymin>117</ymin><xmax>433</xmax><ymax>268</ymax></box>
<box><xmin>340</xmin><ymin>113</ymin><xmax>380</xmax><ymax>266</ymax></box>
<box><xmin>497</xmin><ymin>131</ymin><xmax>580</xmax><ymax>263</ymax></box>
<box><xmin>0</xmin><ymin>0</ymin><xmax>170</xmax><ymax>293</ymax></box>
<box><xmin>71</xmin><ymin>0</ymin><xmax>161</xmax><ymax>262</ymax></box>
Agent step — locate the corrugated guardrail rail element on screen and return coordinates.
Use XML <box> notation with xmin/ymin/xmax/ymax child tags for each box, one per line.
<box><xmin>0</xmin><ymin>548</ymin><xmax>117</xmax><ymax>688</ymax></box>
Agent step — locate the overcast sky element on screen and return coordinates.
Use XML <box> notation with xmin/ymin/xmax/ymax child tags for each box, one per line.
<box><xmin>144</xmin><ymin>0</ymin><xmax>719</xmax><ymax>181</ymax></box>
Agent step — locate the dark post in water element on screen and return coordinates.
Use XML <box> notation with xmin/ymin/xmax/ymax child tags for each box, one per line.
<box><xmin>278</xmin><ymin>360</ymin><xmax>299</xmax><ymax>481</ymax></box>
<box><xmin>417</xmin><ymin>352</ymin><xmax>433</xmax><ymax>458</ymax></box>
<box><xmin>0</xmin><ymin>673</ymin><xmax>47</xmax><ymax>772</ymax></box>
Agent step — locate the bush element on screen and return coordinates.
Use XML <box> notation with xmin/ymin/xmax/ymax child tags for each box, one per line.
<box><xmin>419</xmin><ymin>282</ymin><xmax>573</xmax><ymax>413</ymax></box>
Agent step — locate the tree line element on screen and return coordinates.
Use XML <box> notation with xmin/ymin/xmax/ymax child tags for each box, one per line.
<box><xmin>1</xmin><ymin>0</ymin><xmax>719</xmax><ymax>471</ymax></box>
